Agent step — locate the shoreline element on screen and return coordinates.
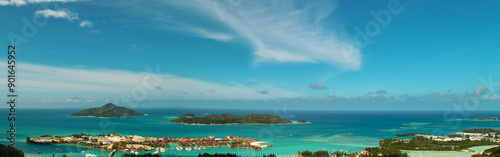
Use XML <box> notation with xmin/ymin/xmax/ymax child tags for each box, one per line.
<box><xmin>403</xmin><ymin>145</ymin><xmax>499</xmax><ymax>157</ymax></box>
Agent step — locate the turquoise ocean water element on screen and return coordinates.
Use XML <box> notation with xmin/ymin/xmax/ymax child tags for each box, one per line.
<box><xmin>1</xmin><ymin>108</ymin><xmax>499</xmax><ymax>157</ymax></box>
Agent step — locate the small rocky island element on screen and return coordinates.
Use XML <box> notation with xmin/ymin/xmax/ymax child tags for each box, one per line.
<box><xmin>172</xmin><ymin>113</ymin><xmax>292</xmax><ymax>125</ymax></box>
<box><xmin>70</xmin><ymin>103</ymin><xmax>144</xmax><ymax>118</ymax></box>
<box><xmin>474</xmin><ymin>117</ymin><xmax>500</xmax><ymax>121</ymax></box>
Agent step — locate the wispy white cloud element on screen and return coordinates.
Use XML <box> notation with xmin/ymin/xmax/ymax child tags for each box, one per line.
<box><xmin>0</xmin><ymin>62</ymin><xmax>301</xmax><ymax>102</ymax></box>
<box><xmin>35</xmin><ymin>9</ymin><xmax>79</xmax><ymax>21</ymax></box>
<box><xmin>35</xmin><ymin>9</ymin><xmax>99</xmax><ymax>33</ymax></box>
<box><xmin>474</xmin><ymin>86</ymin><xmax>488</xmax><ymax>96</ymax></box>
<box><xmin>114</xmin><ymin>0</ymin><xmax>361</xmax><ymax>70</ymax></box>
<box><xmin>79</xmin><ymin>20</ymin><xmax>92</xmax><ymax>28</ymax></box>
<box><xmin>0</xmin><ymin>0</ymin><xmax>82</xmax><ymax>6</ymax></box>
<box><xmin>489</xmin><ymin>94</ymin><xmax>500</xmax><ymax>100</ymax></box>
<box><xmin>184</xmin><ymin>26</ymin><xmax>232</xmax><ymax>42</ymax></box>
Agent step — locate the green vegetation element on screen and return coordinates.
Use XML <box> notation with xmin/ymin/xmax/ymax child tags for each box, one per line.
<box><xmin>298</xmin><ymin>148</ymin><xmax>408</xmax><ymax>157</ymax></box>
<box><xmin>463</xmin><ymin>128</ymin><xmax>500</xmax><ymax>134</ymax></box>
<box><xmin>362</xmin><ymin>147</ymin><xmax>409</xmax><ymax>157</ymax></box>
<box><xmin>298</xmin><ymin>150</ymin><xmax>330</xmax><ymax>157</ymax></box>
<box><xmin>297</xmin><ymin>119</ymin><xmax>306</xmax><ymax>123</ymax></box>
<box><xmin>395</xmin><ymin>132</ymin><xmax>420</xmax><ymax>137</ymax></box>
<box><xmin>475</xmin><ymin>117</ymin><xmax>500</xmax><ymax>121</ymax></box>
<box><xmin>70</xmin><ymin>103</ymin><xmax>144</xmax><ymax>118</ymax></box>
<box><xmin>379</xmin><ymin>136</ymin><xmax>497</xmax><ymax>151</ymax></box>
<box><xmin>311</xmin><ymin>150</ymin><xmax>329</xmax><ymax>157</ymax></box>
<box><xmin>472</xmin><ymin>146</ymin><xmax>500</xmax><ymax>157</ymax></box>
<box><xmin>172</xmin><ymin>113</ymin><xmax>292</xmax><ymax>125</ymax></box>
<box><xmin>0</xmin><ymin>143</ymin><xmax>24</xmax><ymax>157</ymax></box>
<box><xmin>178</xmin><ymin>112</ymin><xmax>196</xmax><ymax>117</ymax></box>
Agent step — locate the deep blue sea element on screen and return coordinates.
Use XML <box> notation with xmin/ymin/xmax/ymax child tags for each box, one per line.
<box><xmin>1</xmin><ymin>108</ymin><xmax>499</xmax><ymax>157</ymax></box>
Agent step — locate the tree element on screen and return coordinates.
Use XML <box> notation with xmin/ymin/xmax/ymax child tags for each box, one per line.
<box><xmin>0</xmin><ymin>144</ymin><xmax>24</xmax><ymax>157</ymax></box>
<box><xmin>312</xmin><ymin>150</ymin><xmax>329</xmax><ymax>157</ymax></box>
<box><xmin>299</xmin><ymin>150</ymin><xmax>313</xmax><ymax>157</ymax></box>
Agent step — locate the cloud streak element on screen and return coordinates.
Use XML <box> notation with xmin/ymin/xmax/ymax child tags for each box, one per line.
<box><xmin>0</xmin><ymin>62</ymin><xmax>301</xmax><ymax>102</ymax></box>
<box><xmin>114</xmin><ymin>0</ymin><xmax>362</xmax><ymax>70</ymax></box>
<box><xmin>0</xmin><ymin>0</ymin><xmax>82</xmax><ymax>6</ymax></box>
<box><xmin>35</xmin><ymin>9</ymin><xmax>99</xmax><ymax>33</ymax></box>
<box><xmin>35</xmin><ymin>9</ymin><xmax>78</xmax><ymax>21</ymax></box>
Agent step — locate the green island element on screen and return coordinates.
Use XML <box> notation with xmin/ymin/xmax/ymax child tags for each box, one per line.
<box><xmin>70</xmin><ymin>103</ymin><xmax>145</xmax><ymax>118</ymax></box>
<box><xmin>171</xmin><ymin>113</ymin><xmax>293</xmax><ymax>125</ymax></box>
<box><xmin>475</xmin><ymin>117</ymin><xmax>500</xmax><ymax>121</ymax></box>
<box><xmin>297</xmin><ymin>119</ymin><xmax>307</xmax><ymax>123</ymax></box>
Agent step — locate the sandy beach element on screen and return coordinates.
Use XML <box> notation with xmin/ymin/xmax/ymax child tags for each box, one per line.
<box><xmin>250</xmin><ymin>141</ymin><xmax>272</xmax><ymax>148</ymax></box>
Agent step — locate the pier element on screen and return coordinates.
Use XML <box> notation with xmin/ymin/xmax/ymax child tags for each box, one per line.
<box><xmin>108</xmin><ymin>149</ymin><xmax>116</xmax><ymax>157</ymax></box>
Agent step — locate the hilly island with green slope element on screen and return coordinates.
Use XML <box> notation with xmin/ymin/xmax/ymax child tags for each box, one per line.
<box><xmin>70</xmin><ymin>103</ymin><xmax>144</xmax><ymax>118</ymax></box>
<box><xmin>172</xmin><ymin>113</ymin><xmax>293</xmax><ymax>125</ymax></box>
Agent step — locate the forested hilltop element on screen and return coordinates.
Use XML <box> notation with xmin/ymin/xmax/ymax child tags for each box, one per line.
<box><xmin>172</xmin><ymin>113</ymin><xmax>292</xmax><ymax>125</ymax></box>
<box><xmin>71</xmin><ymin>103</ymin><xmax>144</xmax><ymax>118</ymax></box>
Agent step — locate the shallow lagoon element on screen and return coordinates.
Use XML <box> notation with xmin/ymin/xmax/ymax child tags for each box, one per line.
<box><xmin>1</xmin><ymin>108</ymin><xmax>499</xmax><ymax>157</ymax></box>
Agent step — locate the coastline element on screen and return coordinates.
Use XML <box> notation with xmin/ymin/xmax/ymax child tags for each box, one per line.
<box><xmin>403</xmin><ymin>145</ymin><xmax>499</xmax><ymax>157</ymax></box>
<box><xmin>474</xmin><ymin>120</ymin><xmax>500</xmax><ymax>121</ymax></box>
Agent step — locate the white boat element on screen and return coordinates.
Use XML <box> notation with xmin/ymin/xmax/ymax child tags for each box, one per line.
<box><xmin>134</xmin><ymin>152</ymin><xmax>139</xmax><ymax>155</ymax></box>
<box><xmin>185</xmin><ymin>147</ymin><xmax>192</xmax><ymax>151</ymax></box>
<box><xmin>176</xmin><ymin>147</ymin><xmax>183</xmax><ymax>151</ymax></box>
<box><xmin>159</xmin><ymin>147</ymin><xmax>166</xmax><ymax>152</ymax></box>
<box><xmin>85</xmin><ymin>154</ymin><xmax>97</xmax><ymax>157</ymax></box>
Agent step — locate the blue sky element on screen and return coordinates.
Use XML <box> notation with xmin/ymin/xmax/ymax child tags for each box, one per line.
<box><xmin>1</xmin><ymin>0</ymin><xmax>499</xmax><ymax>110</ymax></box>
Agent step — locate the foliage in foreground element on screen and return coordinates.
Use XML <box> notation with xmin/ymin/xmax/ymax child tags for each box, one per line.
<box><xmin>379</xmin><ymin>136</ymin><xmax>497</xmax><ymax>151</ymax></box>
<box><xmin>298</xmin><ymin>148</ymin><xmax>409</xmax><ymax>157</ymax></box>
<box><xmin>0</xmin><ymin>143</ymin><xmax>24</xmax><ymax>157</ymax></box>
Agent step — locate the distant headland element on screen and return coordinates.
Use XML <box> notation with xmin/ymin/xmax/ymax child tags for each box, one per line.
<box><xmin>70</xmin><ymin>103</ymin><xmax>144</xmax><ymax>118</ymax></box>
<box><xmin>172</xmin><ymin>113</ymin><xmax>297</xmax><ymax>125</ymax></box>
<box><xmin>474</xmin><ymin>117</ymin><xmax>500</xmax><ymax>121</ymax></box>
